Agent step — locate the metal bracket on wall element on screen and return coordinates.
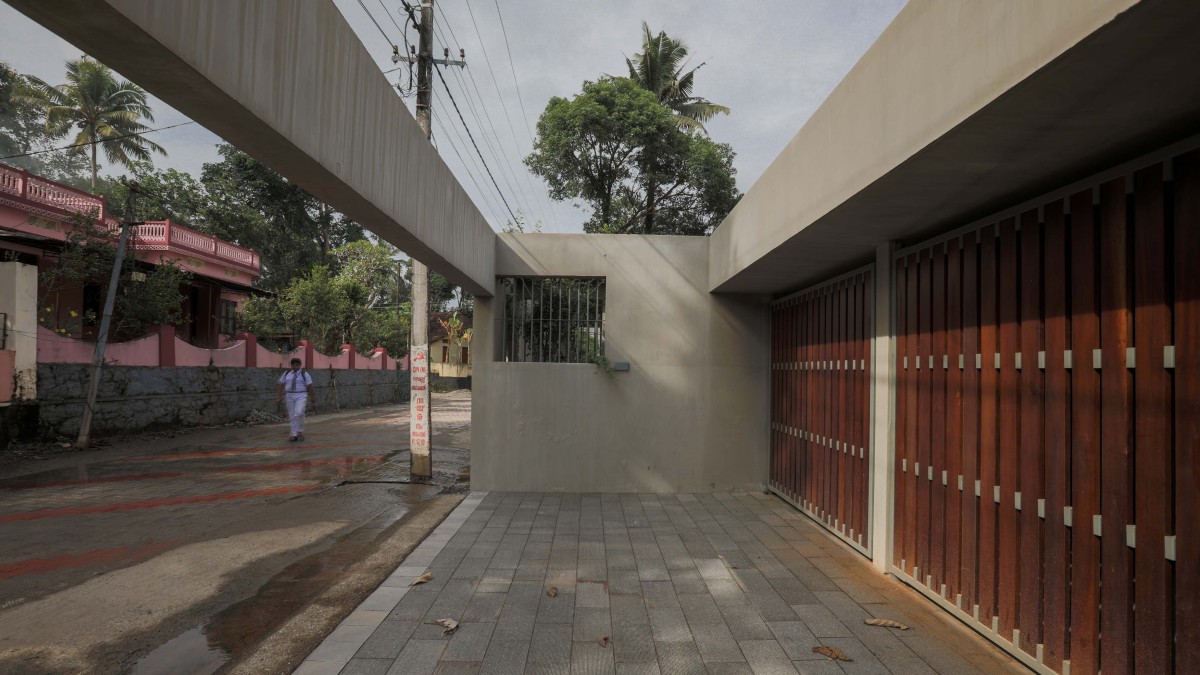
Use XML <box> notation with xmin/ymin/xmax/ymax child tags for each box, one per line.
<box><xmin>1064</xmin><ymin>506</ymin><xmax>1073</xmax><ymax>527</ymax></box>
<box><xmin>1064</xmin><ymin>349</ymin><xmax>1073</xmax><ymax>369</ymax></box>
<box><xmin>1165</xmin><ymin>345</ymin><xmax>1176</xmax><ymax>369</ymax></box>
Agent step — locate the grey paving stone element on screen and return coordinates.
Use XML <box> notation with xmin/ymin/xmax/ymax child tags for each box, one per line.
<box><xmin>354</xmin><ymin>620</ymin><xmax>418</xmax><ymax>659</ymax></box>
<box><xmin>704</xmin><ymin>663</ymin><xmax>754</xmax><ymax>675</ymax></box>
<box><xmin>655</xmin><ymin>641</ymin><xmax>707</xmax><ymax>675</ymax></box>
<box><xmin>812</xmin><ymin>591</ymin><xmax>870</xmax><ymax>620</ymax></box>
<box><xmin>609</xmin><ymin>568</ymin><xmax>644</xmax><ymax>595</ymax></box>
<box><xmin>526</xmin><ymin>662</ymin><xmax>572</xmax><ymax>675</ymax></box>
<box><xmin>789</xmin><ymin>605</ymin><xmax>851</xmax><ymax>638</ymax></box>
<box><xmin>580</xmin><ymin>541</ymin><xmax>608</xmax><ymax>559</ymax></box>
<box><xmin>573</xmin><ymin>607</ymin><xmax>613</xmax><ymax>642</ymax></box>
<box><xmin>307</xmin><ymin>639</ymin><xmax>361</xmax><ymax>664</ymax></box>
<box><xmin>689</xmin><ymin>623</ymin><xmax>745</xmax><ymax>663</ymax></box>
<box><xmin>695</xmin><ymin>559</ymin><xmax>732</xmax><ymax>581</ymax></box>
<box><xmin>767</xmin><ymin>578</ymin><xmax>818</xmax><ymax>606</ymax></box>
<box><xmin>678</xmin><ymin>593</ymin><xmax>723</xmax><ymax>626</ymax></box>
<box><xmin>390</xmin><ymin>592</ymin><xmax>439</xmax><ymax>621</ymax></box>
<box><xmin>642</xmin><ymin>581</ymin><xmax>681</xmax><ymax>608</ymax></box>
<box><xmin>614</xmin><ymin>620</ymin><xmax>657</xmax><ymax>663</ymax></box>
<box><xmin>746</xmin><ymin>591</ymin><xmax>799</xmax><ymax>622</ymax></box>
<box><xmin>536</xmin><ymin>588</ymin><xmax>576</xmax><ymax>624</ymax></box>
<box><xmin>815</xmin><ymin>637</ymin><xmax>889</xmax><ymax>674</ymax></box>
<box><xmin>478</xmin><ymin>640</ymin><xmax>529</xmax><ymax>675</ymax></box>
<box><xmin>442</xmin><ymin>623</ymin><xmax>495</xmax><ymax>662</ymax></box>
<box><xmin>617</xmin><ymin>663</ymin><xmax>663</xmax><ymax>675</ymax></box>
<box><xmin>578</xmin><ymin>558</ymin><xmax>609</xmax><ymax>582</ymax></box>
<box><xmin>577</xmin><ymin>581</ymin><xmax>611</xmax><ymax>608</ymax></box>
<box><xmin>340</xmin><ymin>658</ymin><xmax>392</xmax><ymax>675</ymax></box>
<box><xmin>573</xmin><ymin>639</ymin><xmax>618</xmax><ymax>674</ymax></box>
<box><xmin>705</xmin><ymin>579</ymin><xmax>750</xmax><ymax>607</ymax></box>
<box><xmin>515</xmin><ymin>559</ymin><xmax>549</xmax><ymax>581</ymax></box>
<box><xmin>386</xmin><ymin>639</ymin><xmax>447</xmax><ymax>675</ymax></box>
<box><xmin>789</xmin><ymin>660</ymin><xmax>844</xmax><ymax>675</ymax></box>
<box><xmin>528</xmin><ymin>622</ymin><xmax>572</xmax><ymax>663</ymax></box>
<box><xmin>610</xmin><ymin>593</ymin><xmax>650</xmax><ymax>626</ymax></box>
<box><xmin>638</xmin><ymin>561</ymin><xmax>672</xmax><ymax>582</ymax></box>
<box><xmin>294</xmin><ymin>661</ymin><xmax>342</xmax><ymax>675</ymax></box>
<box><xmin>717</xmin><ymin>606</ymin><xmax>773</xmax><ymax>641</ymax></box>
<box><xmin>765</xmin><ymin>622</ymin><xmax>822</xmax><ymax>661</ymax></box>
<box><xmin>788</xmin><ymin>568</ymin><xmax>840</xmax><ymax>593</ymax></box>
<box><xmin>737</xmin><ymin>640</ymin><xmax>798</xmax><ymax>675</ymax></box>
<box><xmin>648</xmin><ymin>607</ymin><xmax>692</xmax><ymax>642</ymax></box>
<box><xmin>432</xmin><ymin>661</ymin><xmax>482</xmax><ymax>674</ymax></box>
<box><xmin>491</xmin><ymin>607</ymin><xmax>535</xmax><ymax>641</ymax></box>
<box><xmin>607</xmin><ymin>551</ymin><xmax>638</xmax><ymax>570</ymax></box>
<box><xmin>670</xmin><ymin>568</ymin><xmax>709</xmax><ymax>595</ymax></box>
<box><xmin>461</xmin><ymin>593</ymin><xmax>506</xmax><ymax>623</ymax></box>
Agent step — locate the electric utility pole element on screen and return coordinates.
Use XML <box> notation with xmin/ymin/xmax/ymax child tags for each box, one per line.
<box><xmin>77</xmin><ymin>185</ymin><xmax>136</xmax><ymax>449</ymax></box>
<box><xmin>396</xmin><ymin>0</ymin><xmax>465</xmax><ymax>478</ymax></box>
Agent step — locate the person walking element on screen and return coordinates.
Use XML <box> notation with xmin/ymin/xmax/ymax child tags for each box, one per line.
<box><xmin>276</xmin><ymin>357</ymin><xmax>314</xmax><ymax>441</ymax></box>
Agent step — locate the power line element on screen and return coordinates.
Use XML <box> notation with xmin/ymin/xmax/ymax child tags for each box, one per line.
<box><xmin>430</xmin><ymin>85</ymin><xmax>506</xmax><ymax>227</ymax></box>
<box><xmin>0</xmin><ymin>121</ymin><xmax>197</xmax><ymax>161</ymax></box>
<box><xmin>355</xmin><ymin>0</ymin><xmax>397</xmax><ymax>49</ymax></box>
<box><xmin>433</xmin><ymin>64</ymin><xmax>517</xmax><ymax>225</ymax></box>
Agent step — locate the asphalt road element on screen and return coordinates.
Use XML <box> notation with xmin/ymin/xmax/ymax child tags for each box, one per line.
<box><xmin>0</xmin><ymin>390</ymin><xmax>472</xmax><ymax>675</ymax></box>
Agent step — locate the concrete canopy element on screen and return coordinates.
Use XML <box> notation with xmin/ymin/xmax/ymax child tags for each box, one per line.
<box><xmin>6</xmin><ymin>0</ymin><xmax>496</xmax><ymax>296</ymax></box>
<box><xmin>709</xmin><ymin>0</ymin><xmax>1200</xmax><ymax>296</ymax></box>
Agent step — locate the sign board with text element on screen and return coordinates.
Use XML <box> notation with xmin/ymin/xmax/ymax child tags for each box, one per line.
<box><xmin>410</xmin><ymin>346</ymin><xmax>430</xmax><ymax>454</ymax></box>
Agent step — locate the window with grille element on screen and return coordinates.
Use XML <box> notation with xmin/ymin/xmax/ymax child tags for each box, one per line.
<box><xmin>219</xmin><ymin>300</ymin><xmax>238</xmax><ymax>335</ymax></box>
<box><xmin>497</xmin><ymin>277</ymin><xmax>605</xmax><ymax>363</ymax></box>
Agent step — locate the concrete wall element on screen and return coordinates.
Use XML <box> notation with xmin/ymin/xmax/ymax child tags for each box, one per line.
<box><xmin>7</xmin><ymin>0</ymin><xmax>496</xmax><ymax>295</ymax></box>
<box><xmin>0</xmin><ymin>262</ymin><xmax>37</xmax><ymax>399</ymax></box>
<box><xmin>35</xmin><ymin>364</ymin><xmax>409</xmax><ymax>438</ymax></box>
<box><xmin>473</xmin><ymin>234</ymin><xmax>769</xmax><ymax>493</ymax></box>
<box><xmin>707</xmin><ymin>0</ymin><xmax>1200</xmax><ymax>294</ymax></box>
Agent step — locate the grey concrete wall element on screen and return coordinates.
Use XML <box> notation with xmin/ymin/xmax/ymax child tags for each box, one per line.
<box><xmin>706</xmin><ymin>0</ymin><xmax>1200</xmax><ymax>294</ymax></box>
<box><xmin>7</xmin><ymin>0</ymin><xmax>495</xmax><ymax>295</ymax></box>
<box><xmin>473</xmin><ymin>233</ymin><xmax>769</xmax><ymax>493</ymax></box>
<box><xmin>35</xmin><ymin>364</ymin><xmax>409</xmax><ymax>438</ymax></box>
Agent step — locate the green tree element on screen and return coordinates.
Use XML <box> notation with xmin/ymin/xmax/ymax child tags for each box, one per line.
<box><xmin>526</xmin><ymin>77</ymin><xmax>738</xmax><ymax>235</ymax></box>
<box><xmin>625</xmin><ymin>22</ymin><xmax>730</xmax><ymax>132</ymax></box>
<box><xmin>0</xmin><ymin>62</ymin><xmax>90</xmax><ymax>183</ymax></box>
<box><xmin>23</xmin><ymin>57</ymin><xmax>165</xmax><ymax>189</ymax></box>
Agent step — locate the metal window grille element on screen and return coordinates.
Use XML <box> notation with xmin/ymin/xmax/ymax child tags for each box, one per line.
<box><xmin>498</xmin><ymin>277</ymin><xmax>605</xmax><ymax>363</ymax></box>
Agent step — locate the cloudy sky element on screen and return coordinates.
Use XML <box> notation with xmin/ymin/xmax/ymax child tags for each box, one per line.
<box><xmin>0</xmin><ymin>0</ymin><xmax>906</xmax><ymax>234</ymax></box>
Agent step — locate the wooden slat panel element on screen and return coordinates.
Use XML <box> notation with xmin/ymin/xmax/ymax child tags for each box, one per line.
<box><xmin>978</xmin><ymin>224</ymin><xmax>1000</xmax><ymax>622</ymax></box>
<box><xmin>918</xmin><ymin>250</ymin><xmax>933</xmax><ymax>580</ymax></box>
<box><xmin>1018</xmin><ymin>208</ymin><xmax>1044</xmax><ymax>654</ymax></box>
<box><xmin>1133</xmin><ymin>164</ymin><xmax>1172</xmax><ymax>674</ymax></box>
<box><xmin>946</xmin><ymin>240</ymin><xmax>964</xmax><ymax>600</ymax></box>
<box><xmin>1098</xmin><ymin>177</ymin><xmax>1133</xmax><ymax>673</ymax></box>
<box><xmin>1174</xmin><ymin>149</ymin><xmax>1200</xmax><ymax>675</ymax></box>
<box><xmin>848</xmin><ymin>276</ymin><xmax>859</xmax><ymax>539</ymax></box>
<box><xmin>961</xmin><ymin>235</ymin><xmax>980</xmax><ymax>610</ymax></box>
<box><xmin>862</xmin><ymin>272</ymin><xmax>872</xmax><ymax>541</ymax></box>
<box><xmin>895</xmin><ymin>260</ymin><xmax>909</xmax><ymax>567</ymax></box>
<box><xmin>1068</xmin><ymin>187</ymin><xmax>1101</xmax><ymax>674</ymax></box>
<box><xmin>1041</xmin><ymin>199</ymin><xmax>1070</xmax><ymax>671</ymax></box>
<box><xmin>931</xmin><ymin>245</ymin><xmax>948</xmax><ymax>591</ymax></box>
<box><xmin>837</xmin><ymin>281</ymin><xmax>847</xmax><ymax>531</ymax></box>
<box><xmin>997</xmin><ymin>216</ymin><xmax>1020</xmax><ymax>636</ymax></box>
<box><xmin>906</xmin><ymin>253</ymin><xmax>920</xmax><ymax>573</ymax></box>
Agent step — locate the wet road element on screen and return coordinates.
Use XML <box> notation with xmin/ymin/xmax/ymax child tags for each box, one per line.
<box><xmin>0</xmin><ymin>391</ymin><xmax>471</xmax><ymax>674</ymax></box>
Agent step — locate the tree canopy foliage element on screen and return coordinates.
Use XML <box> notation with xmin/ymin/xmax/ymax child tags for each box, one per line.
<box><xmin>626</xmin><ymin>22</ymin><xmax>731</xmax><ymax>132</ymax></box>
<box><xmin>0</xmin><ymin>62</ymin><xmax>91</xmax><ymax>183</ymax></box>
<box><xmin>526</xmin><ymin>77</ymin><xmax>738</xmax><ymax>235</ymax></box>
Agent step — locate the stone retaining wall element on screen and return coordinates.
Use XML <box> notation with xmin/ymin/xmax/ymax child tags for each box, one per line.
<box><xmin>35</xmin><ymin>364</ymin><xmax>410</xmax><ymax>438</ymax></box>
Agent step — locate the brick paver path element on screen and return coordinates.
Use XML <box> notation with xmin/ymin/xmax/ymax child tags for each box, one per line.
<box><xmin>299</xmin><ymin>492</ymin><xmax>1025</xmax><ymax>675</ymax></box>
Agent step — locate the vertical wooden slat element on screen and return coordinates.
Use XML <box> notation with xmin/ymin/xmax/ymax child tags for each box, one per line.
<box><xmin>1098</xmin><ymin>176</ymin><xmax>1133</xmax><ymax>673</ymax></box>
<box><xmin>997</xmin><ymin>217</ymin><xmax>1020</xmax><ymax>637</ymax></box>
<box><xmin>1174</xmin><ymin>149</ymin><xmax>1200</xmax><ymax>675</ymax></box>
<box><xmin>1041</xmin><ymin>199</ymin><xmax>1070</xmax><ymax>671</ymax></box>
<box><xmin>1069</xmin><ymin>187</ymin><xmax>1101</xmax><ymax>674</ymax></box>
<box><xmin>979</xmin><ymin>225</ymin><xmax>1000</xmax><ymax>622</ymax></box>
<box><xmin>946</xmin><ymin>240</ymin><xmax>963</xmax><ymax>599</ymax></box>
<box><xmin>906</xmin><ymin>254</ymin><xmax>920</xmax><ymax>573</ymax></box>
<box><xmin>961</xmin><ymin>235</ymin><xmax>980</xmax><ymax>610</ymax></box>
<box><xmin>1133</xmin><ymin>163</ymin><xmax>1172</xmax><ymax>674</ymax></box>
<box><xmin>1018</xmin><ymin>208</ymin><xmax>1044</xmax><ymax>655</ymax></box>
<box><xmin>837</xmin><ymin>281</ymin><xmax>847</xmax><ymax>531</ymax></box>
<box><xmin>931</xmin><ymin>245</ymin><xmax>948</xmax><ymax>590</ymax></box>
<box><xmin>848</xmin><ymin>277</ymin><xmax>859</xmax><ymax>539</ymax></box>
<box><xmin>895</xmin><ymin>260</ymin><xmax>910</xmax><ymax>568</ymax></box>
<box><xmin>918</xmin><ymin>250</ymin><xmax>933</xmax><ymax>581</ymax></box>
<box><xmin>862</xmin><ymin>272</ymin><xmax>872</xmax><ymax>541</ymax></box>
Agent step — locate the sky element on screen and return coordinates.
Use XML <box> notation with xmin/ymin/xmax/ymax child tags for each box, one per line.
<box><xmin>0</xmin><ymin>0</ymin><xmax>906</xmax><ymax>235</ymax></box>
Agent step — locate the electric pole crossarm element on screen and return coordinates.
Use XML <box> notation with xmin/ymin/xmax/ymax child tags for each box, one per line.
<box><xmin>393</xmin><ymin>55</ymin><xmax>466</xmax><ymax>67</ymax></box>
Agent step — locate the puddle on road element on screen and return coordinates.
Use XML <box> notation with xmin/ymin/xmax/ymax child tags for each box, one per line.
<box><xmin>130</xmin><ymin>626</ymin><xmax>226</xmax><ymax>675</ymax></box>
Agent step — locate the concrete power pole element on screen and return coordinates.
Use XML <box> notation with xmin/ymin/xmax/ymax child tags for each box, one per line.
<box><xmin>408</xmin><ymin>0</ymin><xmax>436</xmax><ymax>479</ymax></box>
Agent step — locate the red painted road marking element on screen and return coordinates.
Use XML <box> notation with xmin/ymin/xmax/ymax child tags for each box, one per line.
<box><xmin>0</xmin><ymin>485</ymin><xmax>318</xmax><ymax>524</ymax></box>
<box><xmin>1</xmin><ymin>455</ymin><xmax>388</xmax><ymax>491</ymax></box>
<box><xmin>0</xmin><ymin>541</ymin><xmax>180</xmax><ymax>580</ymax></box>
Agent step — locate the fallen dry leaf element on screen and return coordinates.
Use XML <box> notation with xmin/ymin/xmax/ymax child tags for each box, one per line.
<box><xmin>598</xmin><ymin>636</ymin><xmax>609</xmax><ymax>648</ymax></box>
<box><xmin>410</xmin><ymin>572</ymin><xmax>432</xmax><ymax>586</ymax></box>
<box><xmin>547</xmin><ymin>586</ymin><xmax>558</xmax><ymax>597</ymax></box>
<box><xmin>429</xmin><ymin>618</ymin><xmax>459</xmax><ymax>635</ymax></box>
<box><xmin>864</xmin><ymin>618</ymin><xmax>909</xmax><ymax>630</ymax></box>
<box><xmin>813</xmin><ymin>645</ymin><xmax>853</xmax><ymax>661</ymax></box>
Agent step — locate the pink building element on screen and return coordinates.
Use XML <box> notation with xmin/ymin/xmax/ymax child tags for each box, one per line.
<box><xmin>0</xmin><ymin>162</ymin><xmax>260</xmax><ymax>348</ymax></box>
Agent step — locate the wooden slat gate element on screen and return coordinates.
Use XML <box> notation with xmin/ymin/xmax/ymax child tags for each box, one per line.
<box><xmin>889</xmin><ymin>148</ymin><xmax>1200</xmax><ymax>674</ymax></box>
<box><xmin>770</xmin><ymin>266</ymin><xmax>874</xmax><ymax>555</ymax></box>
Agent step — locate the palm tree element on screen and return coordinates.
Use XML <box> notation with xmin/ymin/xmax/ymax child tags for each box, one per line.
<box><xmin>625</xmin><ymin>22</ymin><xmax>730</xmax><ymax>132</ymax></box>
<box><xmin>24</xmin><ymin>57</ymin><xmax>165</xmax><ymax>189</ymax></box>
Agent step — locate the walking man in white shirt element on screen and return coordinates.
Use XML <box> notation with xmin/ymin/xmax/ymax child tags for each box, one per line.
<box><xmin>276</xmin><ymin>357</ymin><xmax>314</xmax><ymax>441</ymax></box>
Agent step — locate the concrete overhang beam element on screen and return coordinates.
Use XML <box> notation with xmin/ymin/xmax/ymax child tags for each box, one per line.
<box><xmin>7</xmin><ymin>0</ymin><xmax>496</xmax><ymax>296</ymax></box>
<box><xmin>709</xmin><ymin>0</ymin><xmax>1200</xmax><ymax>296</ymax></box>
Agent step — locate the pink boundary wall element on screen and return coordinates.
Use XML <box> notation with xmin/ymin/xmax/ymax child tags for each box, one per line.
<box><xmin>36</xmin><ymin>325</ymin><xmax>399</xmax><ymax>370</ymax></box>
